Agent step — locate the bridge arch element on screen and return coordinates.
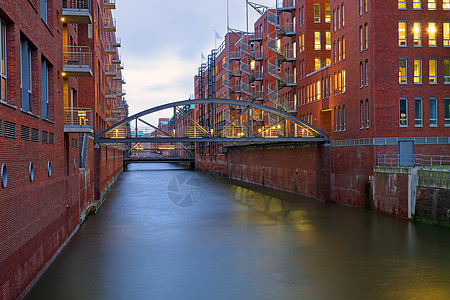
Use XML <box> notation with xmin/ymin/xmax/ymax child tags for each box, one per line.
<box><xmin>95</xmin><ymin>98</ymin><xmax>329</xmax><ymax>144</ymax></box>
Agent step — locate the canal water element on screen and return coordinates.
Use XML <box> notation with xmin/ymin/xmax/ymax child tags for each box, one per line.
<box><xmin>24</xmin><ymin>163</ymin><xmax>450</xmax><ymax>300</ymax></box>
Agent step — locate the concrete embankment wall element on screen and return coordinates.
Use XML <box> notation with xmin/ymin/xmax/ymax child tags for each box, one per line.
<box><xmin>373</xmin><ymin>167</ymin><xmax>450</xmax><ymax>226</ymax></box>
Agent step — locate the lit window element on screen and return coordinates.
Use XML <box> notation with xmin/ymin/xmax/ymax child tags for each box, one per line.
<box><xmin>326</xmin><ymin>31</ymin><xmax>331</xmax><ymax>50</ymax></box>
<box><xmin>325</xmin><ymin>4</ymin><xmax>330</xmax><ymax>23</ymax></box>
<box><xmin>429</xmin><ymin>97</ymin><xmax>437</xmax><ymax>126</ymax></box>
<box><xmin>415</xmin><ymin>97</ymin><xmax>423</xmax><ymax>126</ymax></box>
<box><xmin>400</xmin><ymin>97</ymin><xmax>408</xmax><ymax>126</ymax></box>
<box><xmin>333</xmin><ymin>9</ymin><xmax>336</xmax><ymax>31</ymax></box>
<box><xmin>314</xmin><ymin>4</ymin><xmax>321</xmax><ymax>23</ymax></box>
<box><xmin>444</xmin><ymin>0</ymin><xmax>450</xmax><ymax>9</ymax></box>
<box><xmin>398</xmin><ymin>0</ymin><xmax>406</xmax><ymax>9</ymax></box>
<box><xmin>342</xmin><ymin>69</ymin><xmax>346</xmax><ymax>93</ymax></box>
<box><xmin>338</xmin><ymin>39</ymin><xmax>341</xmax><ymax>61</ymax></box>
<box><xmin>445</xmin><ymin>98</ymin><xmax>450</xmax><ymax>126</ymax></box>
<box><xmin>342</xmin><ymin>4</ymin><xmax>345</xmax><ymax>27</ymax></box>
<box><xmin>444</xmin><ymin>22</ymin><xmax>450</xmax><ymax>46</ymax></box>
<box><xmin>444</xmin><ymin>58</ymin><xmax>450</xmax><ymax>83</ymax></box>
<box><xmin>399</xmin><ymin>21</ymin><xmax>407</xmax><ymax>46</ymax></box>
<box><xmin>338</xmin><ymin>70</ymin><xmax>342</xmax><ymax>93</ymax></box>
<box><xmin>413</xmin><ymin>21</ymin><xmax>421</xmax><ymax>46</ymax></box>
<box><xmin>359</xmin><ymin>26</ymin><xmax>363</xmax><ymax>51</ymax></box>
<box><xmin>399</xmin><ymin>58</ymin><xmax>407</xmax><ymax>83</ymax></box>
<box><xmin>414</xmin><ymin>58</ymin><xmax>422</xmax><ymax>83</ymax></box>
<box><xmin>315</xmin><ymin>58</ymin><xmax>321</xmax><ymax>70</ymax></box>
<box><xmin>314</xmin><ymin>31</ymin><xmax>321</xmax><ymax>50</ymax></box>
<box><xmin>326</xmin><ymin>57</ymin><xmax>331</xmax><ymax>66</ymax></box>
<box><xmin>428</xmin><ymin>0</ymin><xmax>436</xmax><ymax>10</ymax></box>
<box><xmin>413</xmin><ymin>0</ymin><xmax>421</xmax><ymax>9</ymax></box>
<box><xmin>428</xmin><ymin>22</ymin><xmax>436</xmax><ymax>46</ymax></box>
<box><xmin>364</xmin><ymin>0</ymin><xmax>368</xmax><ymax>12</ymax></box>
<box><xmin>0</xmin><ymin>20</ymin><xmax>6</xmax><ymax>103</ymax></box>
<box><xmin>429</xmin><ymin>58</ymin><xmax>437</xmax><ymax>83</ymax></box>
<box><xmin>359</xmin><ymin>0</ymin><xmax>363</xmax><ymax>15</ymax></box>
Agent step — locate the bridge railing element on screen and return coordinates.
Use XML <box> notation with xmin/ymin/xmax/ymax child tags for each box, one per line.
<box><xmin>377</xmin><ymin>154</ymin><xmax>450</xmax><ymax>169</ymax></box>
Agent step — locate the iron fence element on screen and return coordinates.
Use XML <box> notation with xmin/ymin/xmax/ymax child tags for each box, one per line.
<box><xmin>377</xmin><ymin>154</ymin><xmax>450</xmax><ymax>169</ymax></box>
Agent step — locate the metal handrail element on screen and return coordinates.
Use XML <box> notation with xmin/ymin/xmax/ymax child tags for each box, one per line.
<box><xmin>63</xmin><ymin>46</ymin><xmax>92</xmax><ymax>68</ymax></box>
<box><xmin>277</xmin><ymin>0</ymin><xmax>295</xmax><ymax>8</ymax></box>
<box><xmin>63</xmin><ymin>0</ymin><xmax>91</xmax><ymax>11</ymax></box>
<box><xmin>64</xmin><ymin>108</ymin><xmax>93</xmax><ymax>126</ymax></box>
<box><xmin>376</xmin><ymin>154</ymin><xmax>450</xmax><ymax>169</ymax></box>
<box><xmin>104</xmin><ymin>0</ymin><xmax>116</xmax><ymax>6</ymax></box>
<box><xmin>105</xmin><ymin>17</ymin><xmax>116</xmax><ymax>28</ymax></box>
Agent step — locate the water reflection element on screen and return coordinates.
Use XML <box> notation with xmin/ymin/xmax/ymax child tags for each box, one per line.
<box><xmin>24</xmin><ymin>163</ymin><xmax>450</xmax><ymax>300</ymax></box>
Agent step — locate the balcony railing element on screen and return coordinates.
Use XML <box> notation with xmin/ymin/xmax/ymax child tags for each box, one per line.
<box><xmin>105</xmin><ymin>17</ymin><xmax>116</xmax><ymax>32</ymax></box>
<box><xmin>104</xmin><ymin>0</ymin><xmax>116</xmax><ymax>9</ymax></box>
<box><xmin>106</xmin><ymin>64</ymin><xmax>117</xmax><ymax>76</ymax></box>
<box><xmin>63</xmin><ymin>46</ymin><xmax>93</xmax><ymax>77</ymax></box>
<box><xmin>62</xmin><ymin>0</ymin><xmax>92</xmax><ymax>24</ymax></box>
<box><xmin>229</xmin><ymin>51</ymin><xmax>241</xmax><ymax>61</ymax></box>
<box><xmin>377</xmin><ymin>154</ymin><xmax>450</xmax><ymax>169</ymax></box>
<box><xmin>64</xmin><ymin>108</ymin><xmax>93</xmax><ymax>133</ymax></box>
<box><xmin>105</xmin><ymin>40</ymin><xmax>117</xmax><ymax>54</ymax></box>
<box><xmin>277</xmin><ymin>0</ymin><xmax>295</xmax><ymax>10</ymax></box>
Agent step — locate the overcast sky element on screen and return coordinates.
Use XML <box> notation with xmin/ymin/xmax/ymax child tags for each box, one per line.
<box><xmin>114</xmin><ymin>0</ymin><xmax>275</xmax><ymax>124</ymax></box>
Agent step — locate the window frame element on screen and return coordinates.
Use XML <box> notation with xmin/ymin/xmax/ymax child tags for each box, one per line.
<box><xmin>414</xmin><ymin>58</ymin><xmax>422</xmax><ymax>84</ymax></box>
<box><xmin>445</xmin><ymin>97</ymin><xmax>450</xmax><ymax>126</ymax></box>
<box><xmin>413</xmin><ymin>0</ymin><xmax>421</xmax><ymax>10</ymax></box>
<box><xmin>398</xmin><ymin>0</ymin><xmax>407</xmax><ymax>9</ymax></box>
<box><xmin>444</xmin><ymin>58</ymin><xmax>450</xmax><ymax>83</ymax></box>
<box><xmin>444</xmin><ymin>22</ymin><xmax>450</xmax><ymax>47</ymax></box>
<box><xmin>400</xmin><ymin>97</ymin><xmax>408</xmax><ymax>127</ymax></box>
<box><xmin>399</xmin><ymin>58</ymin><xmax>408</xmax><ymax>84</ymax></box>
<box><xmin>314</xmin><ymin>4</ymin><xmax>321</xmax><ymax>23</ymax></box>
<box><xmin>429</xmin><ymin>97</ymin><xmax>438</xmax><ymax>126</ymax></box>
<box><xmin>428</xmin><ymin>21</ymin><xmax>437</xmax><ymax>47</ymax></box>
<box><xmin>429</xmin><ymin>58</ymin><xmax>437</xmax><ymax>84</ymax></box>
<box><xmin>414</xmin><ymin>97</ymin><xmax>423</xmax><ymax>126</ymax></box>
<box><xmin>413</xmin><ymin>21</ymin><xmax>422</xmax><ymax>46</ymax></box>
<box><xmin>0</xmin><ymin>20</ymin><xmax>7</xmax><ymax>103</ymax></box>
<box><xmin>398</xmin><ymin>20</ymin><xmax>407</xmax><ymax>46</ymax></box>
<box><xmin>365</xmin><ymin>99</ymin><xmax>370</xmax><ymax>128</ymax></box>
<box><xmin>314</xmin><ymin>30</ymin><xmax>321</xmax><ymax>50</ymax></box>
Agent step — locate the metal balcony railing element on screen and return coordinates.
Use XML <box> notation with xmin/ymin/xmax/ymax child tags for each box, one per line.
<box><xmin>285</xmin><ymin>73</ymin><xmax>296</xmax><ymax>86</ymax></box>
<box><xmin>62</xmin><ymin>0</ymin><xmax>92</xmax><ymax>24</ymax></box>
<box><xmin>106</xmin><ymin>64</ymin><xmax>117</xmax><ymax>76</ymax></box>
<box><xmin>63</xmin><ymin>46</ymin><xmax>92</xmax><ymax>76</ymax></box>
<box><xmin>63</xmin><ymin>0</ymin><xmax>91</xmax><ymax>10</ymax></box>
<box><xmin>64</xmin><ymin>108</ymin><xmax>93</xmax><ymax>127</ymax></box>
<box><xmin>285</xmin><ymin>48</ymin><xmax>296</xmax><ymax>61</ymax></box>
<box><xmin>254</xmin><ymin>90</ymin><xmax>264</xmax><ymax>100</ymax></box>
<box><xmin>249</xmin><ymin>31</ymin><xmax>263</xmax><ymax>41</ymax></box>
<box><xmin>105</xmin><ymin>17</ymin><xmax>116</xmax><ymax>31</ymax></box>
<box><xmin>104</xmin><ymin>0</ymin><xmax>116</xmax><ymax>9</ymax></box>
<box><xmin>377</xmin><ymin>154</ymin><xmax>450</xmax><ymax>169</ymax></box>
<box><xmin>229</xmin><ymin>51</ymin><xmax>241</xmax><ymax>61</ymax></box>
<box><xmin>277</xmin><ymin>0</ymin><xmax>295</xmax><ymax>10</ymax></box>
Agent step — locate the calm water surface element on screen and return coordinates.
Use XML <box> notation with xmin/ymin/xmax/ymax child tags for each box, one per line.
<box><xmin>24</xmin><ymin>163</ymin><xmax>450</xmax><ymax>300</ymax></box>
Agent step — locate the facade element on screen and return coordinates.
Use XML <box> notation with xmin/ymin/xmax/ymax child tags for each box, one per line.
<box><xmin>0</xmin><ymin>0</ymin><xmax>127</xmax><ymax>299</ymax></box>
<box><xmin>194</xmin><ymin>0</ymin><xmax>450</xmax><ymax>210</ymax></box>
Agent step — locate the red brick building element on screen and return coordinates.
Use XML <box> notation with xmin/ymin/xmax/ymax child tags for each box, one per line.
<box><xmin>194</xmin><ymin>0</ymin><xmax>450</xmax><ymax>210</ymax></box>
<box><xmin>0</xmin><ymin>1</ymin><xmax>127</xmax><ymax>298</ymax></box>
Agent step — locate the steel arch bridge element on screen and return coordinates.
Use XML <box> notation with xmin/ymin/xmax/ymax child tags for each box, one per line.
<box><xmin>94</xmin><ymin>98</ymin><xmax>330</xmax><ymax>145</ymax></box>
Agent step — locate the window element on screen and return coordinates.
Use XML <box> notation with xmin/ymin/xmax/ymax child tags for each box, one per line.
<box><xmin>299</xmin><ymin>33</ymin><xmax>305</xmax><ymax>52</ymax></box>
<box><xmin>428</xmin><ymin>0</ymin><xmax>436</xmax><ymax>9</ymax></box>
<box><xmin>399</xmin><ymin>0</ymin><xmax>406</xmax><ymax>9</ymax></box>
<box><xmin>342</xmin><ymin>69</ymin><xmax>346</xmax><ymax>92</ymax></box>
<box><xmin>400</xmin><ymin>98</ymin><xmax>408</xmax><ymax>126</ymax></box>
<box><xmin>429</xmin><ymin>58</ymin><xmax>437</xmax><ymax>83</ymax></box>
<box><xmin>325</xmin><ymin>4</ymin><xmax>330</xmax><ymax>23</ymax></box>
<box><xmin>326</xmin><ymin>57</ymin><xmax>331</xmax><ymax>66</ymax></box>
<box><xmin>342</xmin><ymin>4</ymin><xmax>345</xmax><ymax>27</ymax></box>
<box><xmin>414</xmin><ymin>58</ymin><xmax>422</xmax><ymax>83</ymax></box>
<box><xmin>445</xmin><ymin>98</ymin><xmax>450</xmax><ymax>126</ymax></box>
<box><xmin>413</xmin><ymin>21</ymin><xmax>421</xmax><ymax>46</ymax></box>
<box><xmin>338</xmin><ymin>70</ymin><xmax>342</xmax><ymax>93</ymax></box>
<box><xmin>326</xmin><ymin>31</ymin><xmax>331</xmax><ymax>50</ymax></box>
<box><xmin>429</xmin><ymin>97</ymin><xmax>437</xmax><ymax>126</ymax></box>
<box><xmin>333</xmin><ymin>41</ymin><xmax>337</xmax><ymax>63</ymax></box>
<box><xmin>342</xmin><ymin>36</ymin><xmax>345</xmax><ymax>59</ymax></box>
<box><xmin>360</xmin><ymin>100</ymin><xmax>364</xmax><ymax>128</ymax></box>
<box><xmin>20</xmin><ymin>39</ymin><xmax>32</xmax><ymax>112</ymax></box>
<box><xmin>314</xmin><ymin>31</ymin><xmax>321</xmax><ymax>50</ymax></box>
<box><xmin>359</xmin><ymin>26</ymin><xmax>363</xmax><ymax>51</ymax></box>
<box><xmin>365</xmin><ymin>59</ymin><xmax>369</xmax><ymax>85</ymax></box>
<box><xmin>338</xmin><ymin>106</ymin><xmax>342</xmax><ymax>131</ymax></box>
<box><xmin>337</xmin><ymin>6</ymin><xmax>340</xmax><ymax>29</ymax></box>
<box><xmin>314</xmin><ymin>4</ymin><xmax>321</xmax><ymax>23</ymax></box>
<box><xmin>343</xmin><ymin>105</ymin><xmax>346</xmax><ymax>131</ymax></box>
<box><xmin>445</xmin><ymin>58</ymin><xmax>450</xmax><ymax>83</ymax></box>
<box><xmin>364</xmin><ymin>23</ymin><xmax>368</xmax><ymax>49</ymax></box>
<box><xmin>333</xmin><ymin>9</ymin><xmax>336</xmax><ymax>31</ymax></box>
<box><xmin>360</xmin><ymin>62</ymin><xmax>364</xmax><ymax>87</ymax></box>
<box><xmin>42</xmin><ymin>59</ymin><xmax>49</xmax><ymax>119</ymax></box>
<box><xmin>413</xmin><ymin>0</ymin><xmax>421</xmax><ymax>9</ymax></box>
<box><xmin>365</xmin><ymin>99</ymin><xmax>369</xmax><ymax>128</ymax></box>
<box><xmin>0</xmin><ymin>20</ymin><xmax>6</xmax><ymax>102</ymax></box>
<box><xmin>364</xmin><ymin>0</ymin><xmax>368</xmax><ymax>12</ymax></box>
<box><xmin>399</xmin><ymin>58</ymin><xmax>407</xmax><ymax>83</ymax></box>
<box><xmin>444</xmin><ymin>0</ymin><xmax>450</xmax><ymax>9</ymax></box>
<box><xmin>444</xmin><ymin>22</ymin><xmax>450</xmax><ymax>46</ymax></box>
<box><xmin>359</xmin><ymin>0</ymin><xmax>363</xmax><ymax>15</ymax></box>
<box><xmin>399</xmin><ymin>21</ymin><xmax>407</xmax><ymax>46</ymax></box>
<box><xmin>415</xmin><ymin>98</ymin><xmax>423</xmax><ymax>126</ymax></box>
<box><xmin>428</xmin><ymin>22</ymin><xmax>436</xmax><ymax>46</ymax></box>
<box><xmin>334</xmin><ymin>107</ymin><xmax>338</xmax><ymax>131</ymax></box>
<box><xmin>41</xmin><ymin>0</ymin><xmax>47</xmax><ymax>23</ymax></box>
<box><xmin>315</xmin><ymin>58</ymin><xmax>321</xmax><ymax>70</ymax></box>
<box><xmin>338</xmin><ymin>39</ymin><xmax>341</xmax><ymax>61</ymax></box>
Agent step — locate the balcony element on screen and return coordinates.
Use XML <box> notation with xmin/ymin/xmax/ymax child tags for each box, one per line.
<box><xmin>62</xmin><ymin>0</ymin><xmax>92</xmax><ymax>24</ymax></box>
<box><xmin>105</xmin><ymin>40</ymin><xmax>117</xmax><ymax>55</ymax></box>
<box><xmin>277</xmin><ymin>0</ymin><xmax>295</xmax><ymax>11</ymax></box>
<box><xmin>105</xmin><ymin>17</ymin><xmax>116</xmax><ymax>32</ymax></box>
<box><xmin>63</xmin><ymin>46</ymin><xmax>93</xmax><ymax>77</ymax></box>
<box><xmin>106</xmin><ymin>64</ymin><xmax>117</xmax><ymax>77</ymax></box>
<box><xmin>64</xmin><ymin>108</ymin><xmax>94</xmax><ymax>133</ymax></box>
<box><xmin>249</xmin><ymin>31</ymin><xmax>263</xmax><ymax>42</ymax></box>
<box><xmin>104</xmin><ymin>0</ymin><xmax>116</xmax><ymax>9</ymax></box>
<box><xmin>106</xmin><ymin>88</ymin><xmax>116</xmax><ymax>99</ymax></box>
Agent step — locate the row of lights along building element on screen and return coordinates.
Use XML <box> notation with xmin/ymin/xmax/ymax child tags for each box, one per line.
<box><xmin>0</xmin><ymin>0</ymin><xmax>128</xmax><ymax>298</ymax></box>
<box><xmin>192</xmin><ymin>1</ymin><xmax>449</xmax><ymax>208</ymax></box>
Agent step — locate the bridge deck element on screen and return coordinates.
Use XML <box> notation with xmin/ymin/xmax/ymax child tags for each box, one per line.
<box><xmin>123</xmin><ymin>157</ymin><xmax>195</xmax><ymax>163</ymax></box>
